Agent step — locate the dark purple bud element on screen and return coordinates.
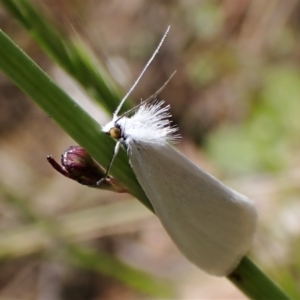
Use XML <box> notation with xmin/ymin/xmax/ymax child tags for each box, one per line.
<box><xmin>47</xmin><ymin>146</ymin><xmax>127</xmax><ymax>193</ymax></box>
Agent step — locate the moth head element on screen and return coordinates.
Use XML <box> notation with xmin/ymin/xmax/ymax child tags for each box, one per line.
<box><xmin>109</xmin><ymin>126</ymin><xmax>121</xmax><ymax>140</ymax></box>
<box><xmin>102</xmin><ymin>119</ymin><xmax>122</xmax><ymax>140</ymax></box>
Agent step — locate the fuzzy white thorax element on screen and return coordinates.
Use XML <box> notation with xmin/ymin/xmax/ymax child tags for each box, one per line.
<box><xmin>102</xmin><ymin>100</ymin><xmax>180</xmax><ymax>147</ymax></box>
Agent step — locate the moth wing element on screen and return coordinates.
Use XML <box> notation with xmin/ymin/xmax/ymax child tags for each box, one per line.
<box><xmin>128</xmin><ymin>142</ymin><xmax>256</xmax><ymax>276</ymax></box>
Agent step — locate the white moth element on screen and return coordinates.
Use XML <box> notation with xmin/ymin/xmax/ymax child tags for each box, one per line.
<box><xmin>99</xmin><ymin>27</ymin><xmax>257</xmax><ymax>276</ymax></box>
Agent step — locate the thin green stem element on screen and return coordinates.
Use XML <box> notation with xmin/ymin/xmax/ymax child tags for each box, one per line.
<box><xmin>229</xmin><ymin>257</ymin><xmax>291</xmax><ymax>299</ymax></box>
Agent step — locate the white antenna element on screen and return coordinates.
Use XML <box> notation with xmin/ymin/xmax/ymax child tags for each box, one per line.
<box><xmin>113</xmin><ymin>26</ymin><xmax>170</xmax><ymax>116</ymax></box>
<box><xmin>115</xmin><ymin>70</ymin><xmax>177</xmax><ymax>122</ymax></box>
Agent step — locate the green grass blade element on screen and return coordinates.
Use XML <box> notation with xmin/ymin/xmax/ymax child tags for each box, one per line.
<box><xmin>0</xmin><ymin>0</ymin><xmax>131</xmax><ymax>113</ymax></box>
<box><xmin>229</xmin><ymin>257</ymin><xmax>291</xmax><ymax>300</ymax></box>
<box><xmin>65</xmin><ymin>244</ymin><xmax>174</xmax><ymax>298</ymax></box>
<box><xmin>0</xmin><ymin>185</ymin><xmax>173</xmax><ymax>298</ymax></box>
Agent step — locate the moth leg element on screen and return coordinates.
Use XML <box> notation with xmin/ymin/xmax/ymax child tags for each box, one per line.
<box><xmin>97</xmin><ymin>140</ymin><xmax>122</xmax><ymax>186</ymax></box>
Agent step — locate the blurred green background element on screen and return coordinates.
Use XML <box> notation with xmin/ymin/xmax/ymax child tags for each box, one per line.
<box><xmin>0</xmin><ymin>0</ymin><xmax>300</xmax><ymax>299</ymax></box>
